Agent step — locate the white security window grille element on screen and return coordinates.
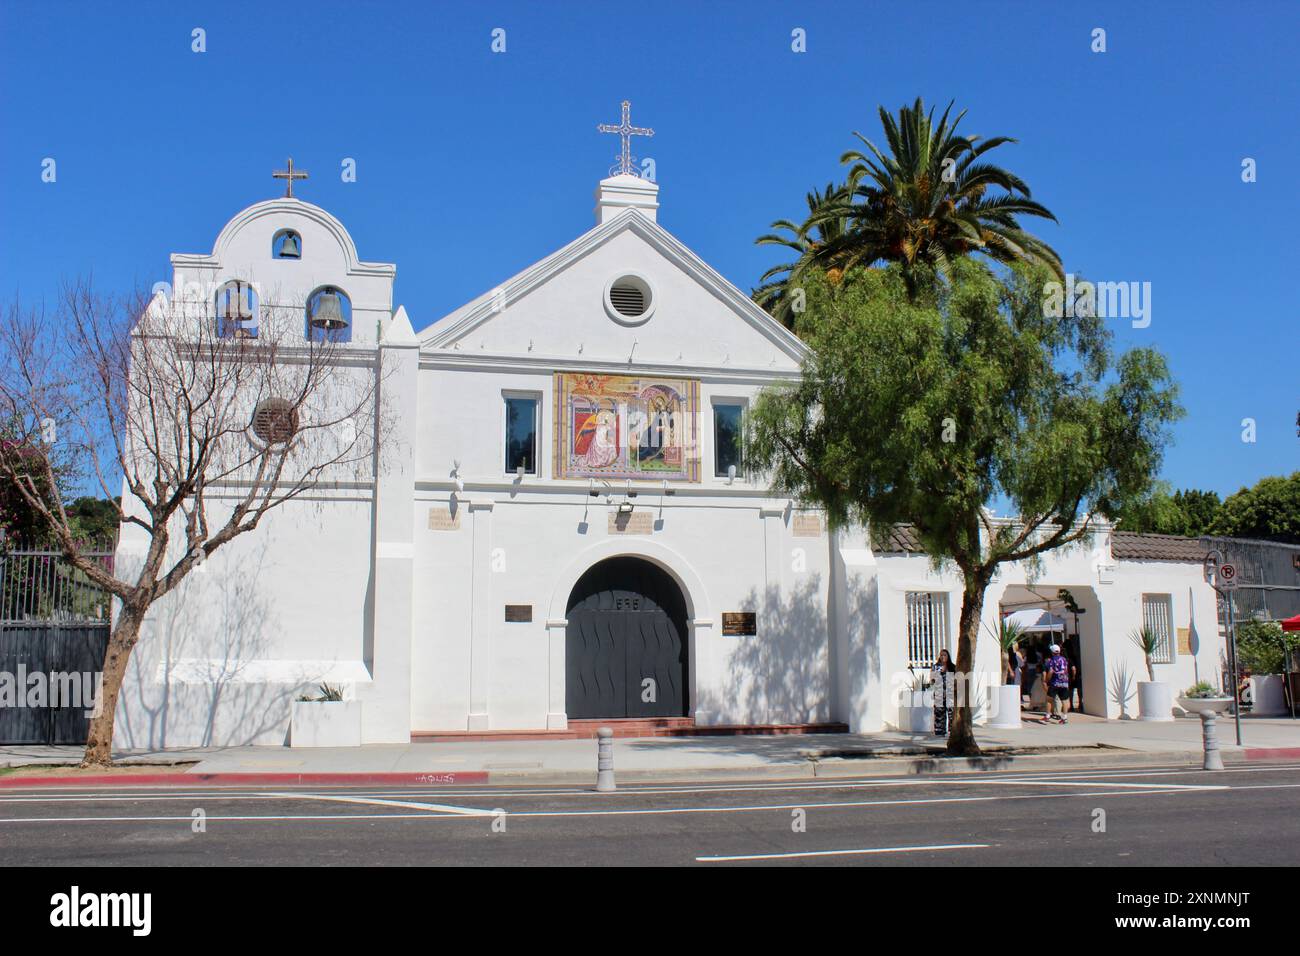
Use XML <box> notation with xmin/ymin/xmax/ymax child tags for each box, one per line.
<box><xmin>905</xmin><ymin>591</ymin><xmax>948</xmax><ymax>668</ymax></box>
<box><xmin>1141</xmin><ymin>593</ymin><xmax>1174</xmax><ymax>664</ymax></box>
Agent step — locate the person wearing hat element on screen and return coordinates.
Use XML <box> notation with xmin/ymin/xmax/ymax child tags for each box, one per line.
<box><xmin>1043</xmin><ymin>642</ymin><xmax>1074</xmax><ymax>723</ymax></box>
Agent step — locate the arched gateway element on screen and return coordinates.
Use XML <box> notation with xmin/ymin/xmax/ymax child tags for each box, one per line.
<box><xmin>565</xmin><ymin>557</ymin><xmax>689</xmax><ymax>719</ymax></box>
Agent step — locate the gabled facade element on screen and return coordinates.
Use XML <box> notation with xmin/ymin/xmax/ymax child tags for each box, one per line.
<box><xmin>114</xmin><ymin>172</ymin><xmax>1230</xmax><ymax>749</ymax></box>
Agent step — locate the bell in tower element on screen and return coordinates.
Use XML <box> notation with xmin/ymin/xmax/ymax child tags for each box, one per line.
<box><xmin>309</xmin><ymin>289</ymin><xmax>348</xmax><ymax>330</ymax></box>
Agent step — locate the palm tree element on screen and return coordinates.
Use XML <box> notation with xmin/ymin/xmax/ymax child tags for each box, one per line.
<box><xmin>757</xmin><ymin>98</ymin><xmax>1063</xmax><ymax>309</ymax></box>
<box><xmin>752</xmin><ymin>182</ymin><xmax>851</xmax><ymax>330</ymax></box>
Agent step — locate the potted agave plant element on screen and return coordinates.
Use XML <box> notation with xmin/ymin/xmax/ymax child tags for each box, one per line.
<box><xmin>290</xmin><ymin>683</ymin><xmax>363</xmax><ymax>747</ymax></box>
<box><xmin>1130</xmin><ymin>625</ymin><xmax>1173</xmax><ymax>722</ymax></box>
<box><xmin>896</xmin><ymin>669</ymin><xmax>933</xmax><ymax>733</ymax></box>
<box><xmin>989</xmin><ymin>619</ymin><xmax>1024</xmax><ymax>729</ymax></box>
<box><xmin>1177</xmin><ymin>681</ymin><xmax>1233</xmax><ymax>715</ymax></box>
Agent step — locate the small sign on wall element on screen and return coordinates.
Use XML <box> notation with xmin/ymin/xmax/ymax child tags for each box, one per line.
<box><xmin>722</xmin><ymin>612</ymin><xmax>757</xmax><ymax>637</ymax></box>
<box><xmin>792</xmin><ymin>514</ymin><xmax>822</xmax><ymax>537</ymax></box>
<box><xmin>608</xmin><ymin>511</ymin><xmax>654</xmax><ymax>534</ymax></box>
<box><xmin>428</xmin><ymin>506</ymin><xmax>461</xmax><ymax>531</ymax></box>
<box><xmin>505</xmin><ymin>604</ymin><xmax>533</xmax><ymax>623</ymax></box>
<box><xmin>1176</xmin><ymin>626</ymin><xmax>1192</xmax><ymax>655</ymax></box>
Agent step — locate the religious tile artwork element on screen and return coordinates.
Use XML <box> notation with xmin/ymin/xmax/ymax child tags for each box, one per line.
<box><xmin>553</xmin><ymin>373</ymin><xmax>700</xmax><ymax>481</ymax></box>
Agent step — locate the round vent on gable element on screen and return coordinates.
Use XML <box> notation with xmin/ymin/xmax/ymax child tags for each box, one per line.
<box><xmin>603</xmin><ymin>274</ymin><xmax>655</xmax><ymax>325</ymax></box>
<box><xmin>610</xmin><ymin>282</ymin><xmax>645</xmax><ymax>316</ymax></box>
<box><xmin>250</xmin><ymin>398</ymin><xmax>299</xmax><ymax>445</ymax></box>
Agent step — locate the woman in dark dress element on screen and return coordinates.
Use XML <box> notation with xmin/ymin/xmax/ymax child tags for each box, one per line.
<box><xmin>931</xmin><ymin>649</ymin><xmax>958</xmax><ymax>736</ymax></box>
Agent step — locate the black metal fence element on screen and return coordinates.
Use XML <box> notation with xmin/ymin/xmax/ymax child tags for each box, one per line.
<box><xmin>0</xmin><ymin>541</ymin><xmax>114</xmax><ymax>745</ymax></box>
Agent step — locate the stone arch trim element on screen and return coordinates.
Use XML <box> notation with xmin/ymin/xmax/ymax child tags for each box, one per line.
<box><xmin>546</xmin><ymin>537</ymin><xmax>711</xmax><ymax>626</ymax></box>
<box><xmin>543</xmin><ymin>537</ymin><xmax>714</xmax><ymax>729</ymax></box>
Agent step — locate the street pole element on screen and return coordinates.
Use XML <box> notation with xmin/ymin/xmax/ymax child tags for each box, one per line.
<box><xmin>1227</xmin><ymin>596</ymin><xmax>1242</xmax><ymax>746</ymax></box>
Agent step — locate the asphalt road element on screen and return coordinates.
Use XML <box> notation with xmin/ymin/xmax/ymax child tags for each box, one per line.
<box><xmin>1</xmin><ymin>762</ymin><xmax>1297</xmax><ymax>867</ymax></box>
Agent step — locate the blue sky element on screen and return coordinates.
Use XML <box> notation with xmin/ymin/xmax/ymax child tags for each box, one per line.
<box><xmin>1</xmin><ymin>0</ymin><xmax>1295</xmax><ymax>499</ymax></box>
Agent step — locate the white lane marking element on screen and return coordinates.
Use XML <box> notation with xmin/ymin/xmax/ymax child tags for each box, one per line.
<box><xmin>264</xmin><ymin>791</ymin><xmax>493</xmax><ymax>816</ymax></box>
<box><xmin>0</xmin><ymin>784</ymin><xmax>1265</xmax><ymax>825</ymax></box>
<box><xmin>967</xmin><ymin>779</ymin><xmax>1223</xmax><ymax>791</ymax></box>
<box><xmin>504</xmin><ymin>787</ymin><xmax>1226</xmax><ymax>818</ymax></box>
<box><xmin>0</xmin><ymin>813</ymin><xmax>463</xmax><ymax>824</ymax></box>
<box><xmin>5</xmin><ymin>759</ymin><xmax>1292</xmax><ymax>804</ymax></box>
<box><xmin>698</xmin><ymin>843</ymin><xmax>990</xmax><ymax>862</ymax></box>
<box><xmin>3</xmin><ymin>761</ymin><xmax>1296</xmax><ymax>800</ymax></box>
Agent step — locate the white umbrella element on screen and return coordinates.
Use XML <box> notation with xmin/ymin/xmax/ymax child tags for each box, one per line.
<box><xmin>1003</xmin><ymin>608</ymin><xmax>1066</xmax><ymax>633</ymax></box>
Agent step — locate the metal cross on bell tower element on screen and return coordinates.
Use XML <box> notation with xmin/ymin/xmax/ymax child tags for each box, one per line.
<box><xmin>597</xmin><ymin>100</ymin><xmax>654</xmax><ymax>178</ymax></box>
<box><xmin>272</xmin><ymin>157</ymin><xmax>309</xmax><ymax>198</ymax></box>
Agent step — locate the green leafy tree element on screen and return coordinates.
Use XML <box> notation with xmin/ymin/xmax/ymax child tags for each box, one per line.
<box><xmin>1209</xmin><ymin>472</ymin><xmax>1300</xmax><ymax>544</ymax></box>
<box><xmin>1111</xmin><ymin>483</ymin><xmax>1187</xmax><ymax>535</ymax></box>
<box><xmin>747</xmin><ymin>260</ymin><xmax>1182</xmax><ymax>755</ymax></box>
<box><xmin>1174</xmin><ymin>488</ymin><xmax>1221</xmax><ymax>536</ymax></box>
<box><xmin>1235</xmin><ymin>620</ymin><xmax>1299</xmax><ymax>675</ymax></box>
<box><xmin>1112</xmin><ymin>484</ymin><xmax>1222</xmax><ymax>536</ymax></box>
<box><xmin>66</xmin><ymin>496</ymin><xmax>122</xmax><ymax>543</ymax></box>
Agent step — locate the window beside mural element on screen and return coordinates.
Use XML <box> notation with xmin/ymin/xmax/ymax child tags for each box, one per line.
<box><xmin>505</xmin><ymin>394</ymin><xmax>538</xmax><ymax>475</ymax></box>
<box><xmin>553</xmin><ymin>373</ymin><xmax>700</xmax><ymax>481</ymax></box>
<box><xmin>713</xmin><ymin>402</ymin><xmax>744</xmax><ymax>478</ymax></box>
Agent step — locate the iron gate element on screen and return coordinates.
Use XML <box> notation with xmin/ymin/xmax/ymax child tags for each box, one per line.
<box><xmin>0</xmin><ymin>541</ymin><xmax>113</xmax><ymax>745</ymax></box>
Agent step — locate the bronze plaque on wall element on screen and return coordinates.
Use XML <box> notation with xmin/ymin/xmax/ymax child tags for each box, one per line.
<box><xmin>722</xmin><ymin>612</ymin><xmax>757</xmax><ymax>636</ymax></box>
<box><xmin>504</xmin><ymin>604</ymin><xmax>533</xmax><ymax>623</ymax></box>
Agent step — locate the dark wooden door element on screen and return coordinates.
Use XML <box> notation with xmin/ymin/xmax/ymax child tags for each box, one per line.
<box><xmin>565</xmin><ymin>557</ymin><xmax>688</xmax><ymax>719</ymax></box>
<box><xmin>0</xmin><ymin>624</ymin><xmax>109</xmax><ymax>745</ymax></box>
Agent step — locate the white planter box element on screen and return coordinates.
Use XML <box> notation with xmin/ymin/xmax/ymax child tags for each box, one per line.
<box><xmin>897</xmin><ymin>705</ymin><xmax>933</xmax><ymax>733</ymax></box>
<box><xmin>989</xmin><ymin>684</ymin><xmax>1022</xmax><ymax>729</ymax></box>
<box><xmin>1137</xmin><ymin>681</ymin><xmax>1174</xmax><ymax>722</ymax></box>
<box><xmin>1248</xmin><ymin>675</ymin><xmax>1287</xmax><ymax>716</ymax></box>
<box><xmin>291</xmin><ymin>700</ymin><xmax>363</xmax><ymax>748</ymax></box>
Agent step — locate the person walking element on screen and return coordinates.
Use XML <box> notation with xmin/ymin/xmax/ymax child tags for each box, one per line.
<box><xmin>1043</xmin><ymin>643</ymin><xmax>1074</xmax><ymax>723</ymax></box>
<box><xmin>931</xmin><ymin>648</ymin><xmax>958</xmax><ymax>736</ymax></box>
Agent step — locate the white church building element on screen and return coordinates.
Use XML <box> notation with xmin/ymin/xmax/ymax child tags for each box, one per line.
<box><xmin>114</xmin><ymin>135</ymin><xmax>1229</xmax><ymax>749</ymax></box>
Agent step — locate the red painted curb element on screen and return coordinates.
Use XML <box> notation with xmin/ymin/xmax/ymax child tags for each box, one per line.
<box><xmin>1244</xmin><ymin>747</ymin><xmax>1300</xmax><ymax>760</ymax></box>
<box><xmin>0</xmin><ymin>771</ymin><xmax>491</xmax><ymax>789</ymax></box>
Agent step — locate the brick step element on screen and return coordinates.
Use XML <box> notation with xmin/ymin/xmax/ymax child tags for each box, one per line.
<box><xmin>567</xmin><ymin>717</ymin><xmax>696</xmax><ymax>739</ymax></box>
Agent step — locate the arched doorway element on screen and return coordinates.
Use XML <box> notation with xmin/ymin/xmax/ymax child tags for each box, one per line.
<box><xmin>565</xmin><ymin>556</ymin><xmax>689</xmax><ymax>719</ymax></box>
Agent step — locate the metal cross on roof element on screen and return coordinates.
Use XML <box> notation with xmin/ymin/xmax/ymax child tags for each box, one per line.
<box><xmin>272</xmin><ymin>157</ymin><xmax>309</xmax><ymax>198</ymax></box>
<box><xmin>597</xmin><ymin>100</ymin><xmax>654</xmax><ymax>178</ymax></box>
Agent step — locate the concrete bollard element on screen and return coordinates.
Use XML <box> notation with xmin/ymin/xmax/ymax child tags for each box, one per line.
<box><xmin>1199</xmin><ymin>711</ymin><xmax>1224</xmax><ymax>771</ymax></box>
<box><xmin>595</xmin><ymin>726</ymin><xmax>616</xmax><ymax>792</ymax></box>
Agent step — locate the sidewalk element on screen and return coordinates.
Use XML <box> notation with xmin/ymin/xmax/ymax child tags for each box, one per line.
<box><xmin>4</xmin><ymin>715</ymin><xmax>1298</xmax><ymax>786</ymax></box>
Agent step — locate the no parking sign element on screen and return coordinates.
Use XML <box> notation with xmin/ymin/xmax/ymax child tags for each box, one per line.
<box><xmin>1218</xmin><ymin>563</ymin><xmax>1239</xmax><ymax>591</ymax></box>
